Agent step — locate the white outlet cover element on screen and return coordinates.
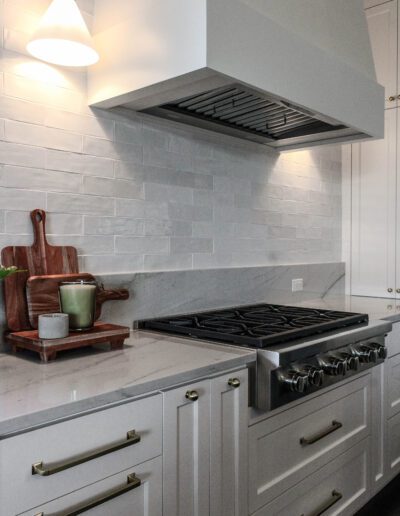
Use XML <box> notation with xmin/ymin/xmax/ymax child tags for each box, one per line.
<box><xmin>292</xmin><ymin>278</ymin><xmax>304</xmax><ymax>292</ymax></box>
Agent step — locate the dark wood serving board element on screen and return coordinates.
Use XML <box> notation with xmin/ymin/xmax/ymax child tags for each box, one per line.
<box><xmin>26</xmin><ymin>273</ymin><xmax>130</xmax><ymax>329</ymax></box>
<box><xmin>6</xmin><ymin>323</ymin><xmax>130</xmax><ymax>362</ymax></box>
<box><xmin>1</xmin><ymin>209</ymin><xmax>79</xmax><ymax>331</ymax></box>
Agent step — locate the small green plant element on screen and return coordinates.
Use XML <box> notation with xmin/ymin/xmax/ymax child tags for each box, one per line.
<box><xmin>0</xmin><ymin>265</ymin><xmax>25</xmax><ymax>280</ymax></box>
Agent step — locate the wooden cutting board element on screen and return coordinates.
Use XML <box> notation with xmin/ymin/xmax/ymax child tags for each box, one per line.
<box><xmin>1</xmin><ymin>209</ymin><xmax>79</xmax><ymax>331</ymax></box>
<box><xmin>26</xmin><ymin>273</ymin><xmax>130</xmax><ymax>329</ymax></box>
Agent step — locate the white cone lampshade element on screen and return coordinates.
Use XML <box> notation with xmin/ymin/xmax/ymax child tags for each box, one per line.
<box><xmin>27</xmin><ymin>0</ymin><xmax>99</xmax><ymax>67</ymax></box>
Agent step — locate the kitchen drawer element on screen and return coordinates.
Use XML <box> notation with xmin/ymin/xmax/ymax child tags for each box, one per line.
<box><xmin>0</xmin><ymin>394</ymin><xmax>162</xmax><ymax>516</ymax></box>
<box><xmin>387</xmin><ymin>411</ymin><xmax>400</xmax><ymax>479</ymax></box>
<box><xmin>20</xmin><ymin>456</ymin><xmax>162</xmax><ymax>516</ymax></box>
<box><xmin>386</xmin><ymin>321</ymin><xmax>400</xmax><ymax>358</ymax></box>
<box><xmin>387</xmin><ymin>353</ymin><xmax>400</xmax><ymax>418</ymax></box>
<box><xmin>248</xmin><ymin>374</ymin><xmax>371</xmax><ymax>513</ymax></box>
<box><xmin>252</xmin><ymin>439</ymin><xmax>370</xmax><ymax>516</ymax></box>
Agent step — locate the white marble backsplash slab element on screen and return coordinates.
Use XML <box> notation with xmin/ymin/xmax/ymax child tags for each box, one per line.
<box><xmin>0</xmin><ymin>262</ymin><xmax>344</xmax><ymax>348</ymax></box>
<box><xmin>96</xmin><ymin>262</ymin><xmax>345</xmax><ymax>327</ymax></box>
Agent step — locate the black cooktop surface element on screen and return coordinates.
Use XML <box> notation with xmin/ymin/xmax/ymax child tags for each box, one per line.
<box><xmin>139</xmin><ymin>304</ymin><xmax>369</xmax><ymax>348</ymax></box>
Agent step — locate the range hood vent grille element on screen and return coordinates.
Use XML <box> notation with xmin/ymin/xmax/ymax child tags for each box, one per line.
<box><xmin>144</xmin><ymin>84</ymin><xmax>348</xmax><ymax>145</ymax></box>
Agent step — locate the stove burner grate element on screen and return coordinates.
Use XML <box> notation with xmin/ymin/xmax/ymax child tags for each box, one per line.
<box><xmin>140</xmin><ymin>304</ymin><xmax>369</xmax><ymax>348</ymax></box>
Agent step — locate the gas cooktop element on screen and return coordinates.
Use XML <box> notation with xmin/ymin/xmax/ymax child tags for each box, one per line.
<box><xmin>140</xmin><ymin>304</ymin><xmax>369</xmax><ymax>348</ymax></box>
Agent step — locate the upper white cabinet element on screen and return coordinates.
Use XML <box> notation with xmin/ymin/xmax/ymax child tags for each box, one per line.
<box><xmin>365</xmin><ymin>1</ymin><xmax>398</xmax><ymax>108</ymax></box>
<box><xmin>351</xmin><ymin>108</ymin><xmax>397</xmax><ymax>298</ymax></box>
<box><xmin>350</xmin><ymin>0</ymin><xmax>400</xmax><ymax>298</ymax></box>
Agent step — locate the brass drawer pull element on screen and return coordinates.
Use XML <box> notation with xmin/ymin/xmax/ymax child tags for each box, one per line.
<box><xmin>228</xmin><ymin>378</ymin><xmax>241</xmax><ymax>388</ymax></box>
<box><xmin>32</xmin><ymin>430</ymin><xmax>141</xmax><ymax>476</ymax></box>
<box><xmin>300</xmin><ymin>420</ymin><xmax>342</xmax><ymax>446</ymax></box>
<box><xmin>300</xmin><ymin>489</ymin><xmax>343</xmax><ymax>516</ymax></box>
<box><xmin>389</xmin><ymin>96</ymin><xmax>396</xmax><ymax>101</ymax></box>
<box><xmin>185</xmin><ymin>390</ymin><xmax>199</xmax><ymax>401</ymax></box>
<box><xmin>33</xmin><ymin>473</ymin><xmax>141</xmax><ymax>515</ymax></box>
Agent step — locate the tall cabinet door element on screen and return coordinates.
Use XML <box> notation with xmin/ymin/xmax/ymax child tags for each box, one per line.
<box><xmin>210</xmin><ymin>369</ymin><xmax>248</xmax><ymax>516</ymax></box>
<box><xmin>365</xmin><ymin>1</ymin><xmax>398</xmax><ymax>108</ymax></box>
<box><xmin>351</xmin><ymin>108</ymin><xmax>397</xmax><ymax>297</ymax></box>
<box><xmin>163</xmin><ymin>380</ymin><xmax>210</xmax><ymax>516</ymax></box>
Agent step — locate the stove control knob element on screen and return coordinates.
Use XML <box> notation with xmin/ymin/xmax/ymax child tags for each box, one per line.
<box><xmin>296</xmin><ymin>365</ymin><xmax>325</xmax><ymax>387</ymax></box>
<box><xmin>355</xmin><ymin>345</ymin><xmax>378</xmax><ymax>363</ymax></box>
<box><xmin>279</xmin><ymin>370</ymin><xmax>309</xmax><ymax>393</ymax></box>
<box><xmin>318</xmin><ymin>356</ymin><xmax>347</xmax><ymax>376</ymax></box>
<box><xmin>339</xmin><ymin>352</ymin><xmax>360</xmax><ymax>371</ymax></box>
<box><xmin>368</xmin><ymin>343</ymin><xmax>388</xmax><ymax>359</ymax></box>
<box><xmin>308</xmin><ymin>367</ymin><xmax>324</xmax><ymax>387</ymax></box>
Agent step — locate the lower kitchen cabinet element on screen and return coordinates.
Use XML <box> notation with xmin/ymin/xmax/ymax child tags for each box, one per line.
<box><xmin>210</xmin><ymin>370</ymin><xmax>248</xmax><ymax>516</ymax></box>
<box><xmin>0</xmin><ymin>366</ymin><xmax>249</xmax><ymax>516</ymax></box>
<box><xmin>163</xmin><ymin>379</ymin><xmax>211</xmax><ymax>516</ymax></box>
<box><xmin>252</xmin><ymin>439</ymin><xmax>370</xmax><ymax>516</ymax></box>
<box><xmin>21</xmin><ymin>457</ymin><xmax>162</xmax><ymax>516</ymax></box>
<box><xmin>387</xmin><ymin>410</ymin><xmax>400</xmax><ymax>479</ymax></box>
<box><xmin>163</xmin><ymin>369</ymin><xmax>248</xmax><ymax>516</ymax></box>
<box><xmin>248</xmin><ymin>373</ymin><xmax>371</xmax><ymax>513</ymax></box>
<box><xmin>0</xmin><ymin>393</ymin><xmax>163</xmax><ymax>515</ymax></box>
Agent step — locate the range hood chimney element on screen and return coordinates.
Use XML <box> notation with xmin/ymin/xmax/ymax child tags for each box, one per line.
<box><xmin>89</xmin><ymin>0</ymin><xmax>383</xmax><ymax>151</ymax></box>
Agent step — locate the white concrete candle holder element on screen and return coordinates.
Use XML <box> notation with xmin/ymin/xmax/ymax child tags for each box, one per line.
<box><xmin>38</xmin><ymin>313</ymin><xmax>69</xmax><ymax>339</ymax></box>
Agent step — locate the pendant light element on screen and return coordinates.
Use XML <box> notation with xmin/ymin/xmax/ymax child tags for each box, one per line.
<box><xmin>26</xmin><ymin>0</ymin><xmax>99</xmax><ymax>67</ymax></box>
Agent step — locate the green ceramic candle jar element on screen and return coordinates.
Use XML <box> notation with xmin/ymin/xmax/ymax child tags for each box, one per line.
<box><xmin>59</xmin><ymin>281</ymin><xmax>97</xmax><ymax>331</ymax></box>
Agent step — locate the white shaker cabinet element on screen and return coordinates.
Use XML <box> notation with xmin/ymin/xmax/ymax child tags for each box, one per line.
<box><xmin>351</xmin><ymin>108</ymin><xmax>397</xmax><ymax>298</ymax></box>
<box><xmin>365</xmin><ymin>1</ymin><xmax>398</xmax><ymax>108</ymax></box>
<box><xmin>163</xmin><ymin>379</ymin><xmax>211</xmax><ymax>516</ymax></box>
<box><xmin>163</xmin><ymin>369</ymin><xmax>248</xmax><ymax>516</ymax></box>
<box><xmin>210</xmin><ymin>370</ymin><xmax>248</xmax><ymax>516</ymax></box>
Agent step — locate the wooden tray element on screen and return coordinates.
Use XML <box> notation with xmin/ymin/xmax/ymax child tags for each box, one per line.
<box><xmin>6</xmin><ymin>323</ymin><xmax>130</xmax><ymax>362</ymax></box>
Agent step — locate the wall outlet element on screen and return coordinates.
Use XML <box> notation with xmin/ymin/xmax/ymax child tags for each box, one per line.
<box><xmin>292</xmin><ymin>278</ymin><xmax>304</xmax><ymax>292</ymax></box>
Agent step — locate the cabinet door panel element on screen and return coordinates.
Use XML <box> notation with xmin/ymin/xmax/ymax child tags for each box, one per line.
<box><xmin>365</xmin><ymin>1</ymin><xmax>398</xmax><ymax>108</ymax></box>
<box><xmin>387</xmin><ymin>353</ymin><xmax>400</xmax><ymax>418</ymax></box>
<box><xmin>387</xmin><ymin>411</ymin><xmax>400</xmax><ymax>479</ymax></box>
<box><xmin>210</xmin><ymin>369</ymin><xmax>248</xmax><ymax>516</ymax></box>
<box><xmin>163</xmin><ymin>380</ymin><xmax>210</xmax><ymax>516</ymax></box>
<box><xmin>351</xmin><ymin>108</ymin><xmax>397</xmax><ymax>297</ymax></box>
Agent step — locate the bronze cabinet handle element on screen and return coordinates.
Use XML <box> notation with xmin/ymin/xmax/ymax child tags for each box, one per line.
<box><xmin>32</xmin><ymin>430</ymin><xmax>141</xmax><ymax>477</ymax></box>
<box><xmin>228</xmin><ymin>378</ymin><xmax>241</xmax><ymax>388</ymax></box>
<box><xmin>33</xmin><ymin>473</ymin><xmax>141</xmax><ymax>516</ymax></box>
<box><xmin>299</xmin><ymin>420</ymin><xmax>342</xmax><ymax>446</ymax></box>
<box><xmin>389</xmin><ymin>96</ymin><xmax>396</xmax><ymax>101</ymax></box>
<box><xmin>300</xmin><ymin>490</ymin><xmax>343</xmax><ymax>516</ymax></box>
<box><xmin>185</xmin><ymin>390</ymin><xmax>199</xmax><ymax>401</ymax></box>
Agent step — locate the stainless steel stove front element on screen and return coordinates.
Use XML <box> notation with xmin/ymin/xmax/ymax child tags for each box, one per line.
<box><xmin>255</xmin><ymin>328</ymin><xmax>389</xmax><ymax>411</ymax></box>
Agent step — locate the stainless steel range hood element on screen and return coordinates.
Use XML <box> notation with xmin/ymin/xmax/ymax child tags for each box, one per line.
<box><xmin>89</xmin><ymin>0</ymin><xmax>384</xmax><ymax>150</ymax></box>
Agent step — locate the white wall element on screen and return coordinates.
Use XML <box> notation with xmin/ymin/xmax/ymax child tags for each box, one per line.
<box><xmin>0</xmin><ymin>0</ymin><xmax>342</xmax><ymax>275</ymax></box>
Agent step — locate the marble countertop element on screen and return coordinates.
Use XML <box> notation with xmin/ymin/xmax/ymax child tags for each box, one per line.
<box><xmin>0</xmin><ymin>331</ymin><xmax>256</xmax><ymax>439</ymax></box>
<box><xmin>294</xmin><ymin>295</ymin><xmax>400</xmax><ymax>323</ymax></box>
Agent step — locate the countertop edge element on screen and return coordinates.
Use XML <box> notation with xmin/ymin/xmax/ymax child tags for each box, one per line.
<box><xmin>0</xmin><ymin>352</ymin><xmax>255</xmax><ymax>440</ymax></box>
